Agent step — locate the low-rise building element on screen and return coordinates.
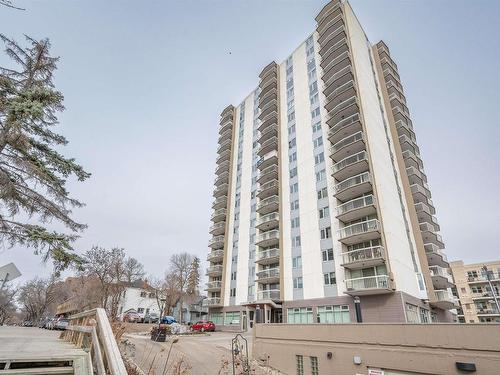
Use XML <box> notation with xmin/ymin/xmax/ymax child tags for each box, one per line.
<box><xmin>117</xmin><ymin>280</ymin><xmax>160</xmax><ymax>320</ymax></box>
<box><xmin>450</xmin><ymin>260</ymin><xmax>500</xmax><ymax>323</ymax></box>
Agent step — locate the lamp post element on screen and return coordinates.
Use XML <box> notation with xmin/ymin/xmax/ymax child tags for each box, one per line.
<box><xmin>482</xmin><ymin>266</ymin><xmax>500</xmax><ymax>314</ymax></box>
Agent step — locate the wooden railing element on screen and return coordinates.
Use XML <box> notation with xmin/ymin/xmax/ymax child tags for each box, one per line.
<box><xmin>61</xmin><ymin>308</ymin><xmax>127</xmax><ymax>375</ymax></box>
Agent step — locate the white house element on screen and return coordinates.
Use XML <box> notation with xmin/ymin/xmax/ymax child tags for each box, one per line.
<box><xmin>117</xmin><ymin>280</ymin><xmax>160</xmax><ymax>320</ymax></box>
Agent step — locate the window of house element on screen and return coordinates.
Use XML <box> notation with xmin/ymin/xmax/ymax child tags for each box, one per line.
<box><xmin>210</xmin><ymin>312</ymin><xmax>223</xmax><ymax>324</ymax></box>
<box><xmin>405</xmin><ymin>303</ymin><xmax>419</xmax><ymax>323</ymax></box>
<box><xmin>317</xmin><ymin>187</ymin><xmax>328</xmax><ymax>199</ymax></box>
<box><xmin>290</xmin><ymin>167</ymin><xmax>298</xmax><ymax>179</ymax></box>
<box><xmin>288</xmin><ymin>112</ymin><xmax>295</xmax><ymax>122</ymax></box>
<box><xmin>296</xmin><ymin>355</ymin><xmax>304</xmax><ymax>375</ymax></box>
<box><xmin>292</xmin><ymin>236</ymin><xmax>301</xmax><ymax>247</ymax></box>
<box><xmin>225</xmin><ymin>311</ymin><xmax>240</xmax><ymax>325</ymax></box>
<box><xmin>140</xmin><ymin>291</ymin><xmax>147</xmax><ymax>297</ymax></box>
<box><xmin>324</xmin><ymin>272</ymin><xmax>336</xmax><ymax>285</ymax></box>
<box><xmin>291</xmin><ymin>217</ymin><xmax>300</xmax><ymax>228</ymax></box>
<box><xmin>289</xmin><ymin>151</ymin><xmax>297</xmax><ymax>163</ymax></box>
<box><xmin>320</xmin><ymin>227</ymin><xmax>331</xmax><ymax>239</ymax></box>
<box><xmin>312</xmin><ymin>122</ymin><xmax>321</xmax><ymax>133</ymax></box>
<box><xmin>322</xmin><ymin>248</ymin><xmax>334</xmax><ymax>262</ymax></box>
<box><xmin>292</xmin><ymin>256</ymin><xmax>302</xmax><ymax>269</ymax></box>
<box><xmin>290</xmin><ymin>183</ymin><xmax>299</xmax><ymax>194</ymax></box>
<box><xmin>137</xmin><ymin>308</ymin><xmax>144</xmax><ymax>313</ymax></box>
<box><xmin>310</xmin><ymin>357</ymin><xmax>319</xmax><ymax>375</ymax></box>
<box><xmin>293</xmin><ymin>277</ymin><xmax>303</xmax><ymax>289</ymax></box>
<box><xmin>319</xmin><ymin>206</ymin><xmax>329</xmax><ymax>219</ymax></box>
<box><xmin>291</xmin><ymin>200</ymin><xmax>299</xmax><ymax>210</ymax></box>
<box><xmin>310</xmin><ymin>93</ymin><xmax>319</xmax><ymax>105</ymax></box>
<box><xmin>288</xmin><ymin>308</ymin><xmax>313</xmax><ymax>324</ymax></box>
<box><xmin>318</xmin><ymin>305</ymin><xmax>350</xmax><ymax>323</ymax></box>
<box><xmin>289</xmin><ymin>138</ymin><xmax>296</xmax><ymax>148</ymax></box>
<box><xmin>313</xmin><ymin>136</ymin><xmax>323</xmax><ymax>148</ymax></box>
<box><xmin>316</xmin><ymin>169</ymin><xmax>326</xmax><ymax>182</ymax></box>
<box><xmin>419</xmin><ymin>308</ymin><xmax>430</xmax><ymax>323</ymax></box>
<box><xmin>461</xmin><ymin>287</ymin><xmax>467</xmax><ymax>294</ymax></box>
<box><xmin>311</xmin><ymin>107</ymin><xmax>320</xmax><ymax>118</ymax></box>
<box><xmin>288</xmin><ymin>124</ymin><xmax>296</xmax><ymax>135</ymax></box>
<box><xmin>315</xmin><ymin>152</ymin><xmax>325</xmax><ymax>165</ymax></box>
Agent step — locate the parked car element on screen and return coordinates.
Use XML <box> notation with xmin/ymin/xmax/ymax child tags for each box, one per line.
<box><xmin>54</xmin><ymin>318</ymin><xmax>69</xmax><ymax>330</ymax></box>
<box><xmin>160</xmin><ymin>316</ymin><xmax>177</xmax><ymax>325</ymax></box>
<box><xmin>45</xmin><ymin>318</ymin><xmax>56</xmax><ymax>330</ymax></box>
<box><xmin>144</xmin><ymin>312</ymin><xmax>159</xmax><ymax>323</ymax></box>
<box><xmin>123</xmin><ymin>311</ymin><xmax>141</xmax><ymax>323</ymax></box>
<box><xmin>191</xmin><ymin>320</ymin><xmax>215</xmax><ymax>332</ymax></box>
<box><xmin>22</xmin><ymin>320</ymin><xmax>33</xmax><ymax>327</ymax></box>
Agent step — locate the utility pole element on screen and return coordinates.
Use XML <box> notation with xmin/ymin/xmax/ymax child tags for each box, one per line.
<box><xmin>482</xmin><ymin>265</ymin><xmax>500</xmax><ymax>314</ymax></box>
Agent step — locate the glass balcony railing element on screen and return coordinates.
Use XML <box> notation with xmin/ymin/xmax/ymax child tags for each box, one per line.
<box><xmin>256</xmin><ymin>212</ymin><xmax>279</xmax><ymax>227</ymax></box>
<box><xmin>345</xmin><ymin>275</ymin><xmax>389</xmax><ymax>291</ymax></box>
<box><xmin>206</xmin><ymin>265</ymin><xmax>223</xmax><ymax>275</ymax></box>
<box><xmin>208</xmin><ymin>236</ymin><xmax>224</xmax><ymax>247</ymax></box>
<box><xmin>207</xmin><ymin>250</ymin><xmax>224</xmax><ymax>262</ymax></box>
<box><xmin>341</xmin><ymin>246</ymin><xmax>384</xmax><ymax>265</ymax></box>
<box><xmin>332</xmin><ymin>151</ymin><xmax>367</xmax><ymax>174</ymax></box>
<box><xmin>256</xmin><ymin>248</ymin><xmax>280</xmax><ymax>262</ymax></box>
<box><xmin>256</xmin><ymin>268</ymin><xmax>280</xmax><ymax>280</ymax></box>
<box><xmin>338</xmin><ymin>219</ymin><xmax>380</xmax><ymax>240</ymax></box>
<box><xmin>203</xmin><ymin>297</ymin><xmax>222</xmax><ymax>306</ymax></box>
<box><xmin>256</xmin><ymin>230</ymin><xmax>279</xmax><ymax>245</ymax></box>
<box><xmin>205</xmin><ymin>281</ymin><xmax>222</xmax><ymax>290</ymax></box>
<box><xmin>257</xmin><ymin>195</ymin><xmax>279</xmax><ymax>211</ymax></box>
<box><xmin>334</xmin><ymin>171</ymin><xmax>371</xmax><ymax>195</ymax></box>
<box><xmin>331</xmin><ymin>131</ymin><xmax>363</xmax><ymax>155</ymax></box>
<box><xmin>257</xmin><ymin>289</ymin><xmax>281</xmax><ymax>300</ymax></box>
<box><xmin>336</xmin><ymin>195</ymin><xmax>374</xmax><ymax>217</ymax></box>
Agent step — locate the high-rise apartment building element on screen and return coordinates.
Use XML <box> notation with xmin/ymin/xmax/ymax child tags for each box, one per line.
<box><xmin>450</xmin><ymin>260</ymin><xmax>500</xmax><ymax>323</ymax></box>
<box><xmin>206</xmin><ymin>0</ymin><xmax>456</xmax><ymax>327</ymax></box>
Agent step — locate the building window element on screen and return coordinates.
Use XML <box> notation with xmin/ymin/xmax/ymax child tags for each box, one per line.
<box><xmin>322</xmin><ymin>248</ymin><xmax>334</xmax><ymax>262</ymax></box>
<box><xmin>289</xmin><ymin>151</ymin><xmax>297</xmax><ymax>163</ymax></box>
<box><xmin>292</xmin><ymin>236</ymin><xmax>301</xmax><ymax>247</ymax></box>
<box><xmin>312</xmin><ymin>122</ymin><xmax>321</xmax><ymax>133</ymax></box>
<box><xmin>316</xmin><ymin>169</ymin><xmax>326</xmax><ymax>182</ymax></box>
<box><xmin>291</xmin><ymin>217</ymin><xmax>300</xmax><ymax>228</ymax></box>
<box><xmin>317</xmin><ymin>187</ymin><xmax>328</xmax><ymax>199</ymax></box>
<box><xmin>288</xmin><ymin>308</ymin><xmax>313</xmax><ymax>324</ymax></box>
<box><xmin>405</xmin><ymin>303</ymin><xmax>419</xmax><ymax>323</ymax></box>
<box><xmin>461</xmin><ymin>287</ymin><xmax>467</xmax><ymax>294</ymax></box>
<box><xmin>318</xmin><ymin>305</ymin><xmax>350</xmax><ymax>323</ymax></box>
<box><xmin>137</xmin><ymin>307</ymin><xmax>144</xmax><ymax>313</ymax></box>
<box><xmin>293</xmin><ymin>256</ymin><xmax>302</xmax><ymax>269</ymax></box>
<box><xmin>230</xmin><ymin>288</ymin><xmax>236</xmax><ymax>297</ymax></box>
<box><xmin>289</xmin><ymin>138</ymin><xmax>296</xmax><ymax>148</ymax></box>
<box><xmin>296</xmin><ymin>355</ymin><xmax>304</xmax><ymax>375</ymax></box>
<box><xmin>324</xmin><ymin>272</ymin><xmax>336</xmax><ymax>285</ymax></box>
<box><xmin>291</xmin><ymin>199</ymin><xmax>299</xmax><ymax>210</ymax></box>
<box><xmin>290</xmin><ymin>183</ymin><xmax>299</xmax><ymax>193</ymax></box>
<box><xmin>314</xmin><ymin>152</ymin><xmax>325</xmax><ymax>165</ymax></box>
<box><xmin>318</xmin><ymin>206</ymin><xmax>329</xmax><ymax>219</ymax></box>
<box><xmin>320</xmin><ymin>227</ymin><xmax>331</xmax><ymax>239</ymax></box>
<box><xmin>140</xmin><ymin>291</ymin><xmax>147</xmax><ymax>297</ymax></box>
<box><xmin>419</xmin><ymin>307</ymin><xmax>430</xmax><ymax>323</ymax></box>
<box><xmin>210</xmin><ymin>312</ymin><xmax>223</xmax><ymax>325</ymax></box>
<box><xmin>225</xmin><ymin>311</ymin><xmax>240</xmax><ymax>325</ymax></box>
<box><xmin>288</xmin><ymin>124</ymin><xmax>296</xmax><ymax>135</ymax></box>
<box><xmin>313</xmin><ymin>136</ymin><xmax>323</xmax><ymax>148</ymax></box>
<box><xmin>311</xmin><ymin>107</ymin><xmax>320</xmax><ymax>118</ymax></box>
<box><xmin>310</xmin><ymin>357</ymin><xmax>319</xmax><ymax>375</ymax></box>
<box><xmin>293</xmin><ymin>277</ymin><xmax>303</xmax><ymax>289</ymax></box>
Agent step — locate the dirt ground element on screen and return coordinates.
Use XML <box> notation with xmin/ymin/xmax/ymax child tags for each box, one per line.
<box><xmin>122</xmin><ymin>331</ymin><xmax>258</xmax><ymax>375</ymax></box>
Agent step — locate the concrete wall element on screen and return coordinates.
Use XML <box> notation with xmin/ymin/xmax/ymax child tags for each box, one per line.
<box><xmin>254</xmin><ymin>323</ymin><xmax>500</xmax><ymax>374</ymax></box>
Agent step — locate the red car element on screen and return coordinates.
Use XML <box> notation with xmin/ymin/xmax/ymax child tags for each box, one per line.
<box><xmin>191</xmin><ymin>320</ymin><xmax>215</xmax><ymax>332</ymax></box>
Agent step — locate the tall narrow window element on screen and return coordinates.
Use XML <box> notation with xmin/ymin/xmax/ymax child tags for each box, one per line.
<box><xmin>310</xmin><ymin>357</ymin><xmax>319</xmax><ymax>375</ymax></box>
<box><xmin>296</xmin><ymin>355</ymin><xmax>304</xmax><ymax>375</ymax></box>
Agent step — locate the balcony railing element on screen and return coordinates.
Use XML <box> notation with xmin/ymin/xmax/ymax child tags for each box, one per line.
<box><xmin>206</xmin><ymin>265</ymin><xmax>223</xmax><ymax>275</ymax></box>
<box><xmin>336</xmin><ymin>195</ymin><xmax>374</xmax><ymax>217</ymax></box>
<box><xmin>257</xmin><ymin>165</ymin><xmax>279</xmax><ymax>182</ymax></box>
<box><xmin>207</xmin><ymin>249</ymin><xmax>224</xmax><ymax>262</ymax></box>
<box><xmin>257</xmin><ymin>289</ymin><xmax>280</xmax><ymax>300</ymax></box>
<box><xmin>338</xmin><ymin>219</ymin><xmax>380</xmax><ymax>240</ymax></box>
<box><xmin>257</xmin><ymin>179</ymin><xmax>279</xmax><ymax>198</ymax></box>
<box><xmin>256</xmin><ymin>230</ymin><xmax>279</xmax><ymax>245</ymax></box>
<box><xmin>209</xmin><ymin>222</ymin><xmax>225</xmax><ymax>234</ymax></box>
<box><xmin>256</xmin><ymin>267</ymin><xmax>280</xmax><ymax>280</ymax></box>
<box><xmin>334</xmin><ymin>171</ymin><xmax>371</xmax><ymax>195</ymax></box>
<box><xmin>203</xmin><ymin>297</ymin><xmax>222</xmax><ymax>306</ymax></box>
<box><xmin>205</xmin><ymin>281</ymin><xmax>222</xmax><ymax>290</ymax></box>
<box><xmin>256</xmin><ymin>248</ymin><xmax>280</xmax><ymax>263</ymax></box>
<box><xmin>331</xmin><ymin>131</ymin><xmax>363</xmax><ymax>156</ymax></box>
<box><xmin>332</xmin><ymin>151</ymin><xmax>368</xmax><ymax>176</ymax></box>
<box><xmin>328</xmin><ymin>113</ymin><xmax>361</xmax><ymax>139</ymax></box>
<box><xmin>208</xmin><ymin>236</ymin><xmax>225</xmax><ymax>248</ymax></box>
<box><xmin>476</xmin><ymin>308</ymin><xmax>500</xmax><ymax>315</ymax></box>
<box><xmin>256</xmin><ymin>212</ymin><xmax>279</xmax><ymax>228</ymax></box>
<box><xmin>434</xmin><ymin>289</ymin><xmax>455</xmax><ymax>303</ymax></box>
<box><xmin>341</xmin><ymin>246</ymin><xmax>384</xmax><ymax>265</ymax></box>
<box><xmin>211</xmin><ymin>208</ymin><xmax>227</xmax><ymax>221</ymax></box>
<box><xmin>257</xmin><ymin>195</ymin><xmax>279</xmax><ymax>211</ymax></box>
<box><xmin>345</xmin><ymin>275</ymin><xmax>389</xmax><ymax>291</ymax></box>
<box><xmin>429</xmin><ymin>266</ymin><xmax>453</xmax><ymax>283</ymax></box>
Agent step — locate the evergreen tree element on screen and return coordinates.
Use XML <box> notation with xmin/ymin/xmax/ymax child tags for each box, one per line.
<box><xmin>187</xmin><ymin>256</ymin><xmax>200</xmax><ymax>295</ymax></box>
<box><xmin>0</xmin><ymin>35</ymin><xmax>90</xmax><ymax>274</ymax></box>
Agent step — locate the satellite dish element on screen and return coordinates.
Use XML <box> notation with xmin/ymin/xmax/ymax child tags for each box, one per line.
<box><xmin>0</xmin><ymin>263</ymin><xmax>21</xmax><ymax>288</ymax></box>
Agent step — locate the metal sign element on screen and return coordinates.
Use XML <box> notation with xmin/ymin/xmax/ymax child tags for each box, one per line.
<box><xmin>231</xmin><ymin>333</ymin><xmax>249</xmax><ymax>375</ymax></box>
<box><xmin>0</xmin><ymin>263</ymin><xmax>21</xmax><ymax>288</ymax></box>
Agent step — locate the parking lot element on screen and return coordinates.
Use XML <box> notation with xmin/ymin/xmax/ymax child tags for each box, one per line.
<box><xmin>124</xmin><ymin>330</ymin><xmax>254</xmax><ymax>375</ymax></box>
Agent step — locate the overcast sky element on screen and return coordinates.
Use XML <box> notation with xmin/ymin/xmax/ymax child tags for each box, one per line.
<box><xmin>1</xmin><ymin>0</ymin><xmax>499</xmax><ymax>284</ymax></box>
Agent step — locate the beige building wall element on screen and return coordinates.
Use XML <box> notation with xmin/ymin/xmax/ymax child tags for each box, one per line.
<box><xmin>451</xmin><ymin>260</ymin><xmax>500</xmax><ymax>323</ymax></box>
<box><xmin>254</xmin><ymin>323</ymin><xmax>500</xmax><ymax>375</ymax></box>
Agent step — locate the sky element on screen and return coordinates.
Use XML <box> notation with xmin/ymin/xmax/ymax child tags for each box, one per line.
<box><xmin>1</xmin><ymin>0</ymin><xmax>499</xmax><ymax>284</ymax></box>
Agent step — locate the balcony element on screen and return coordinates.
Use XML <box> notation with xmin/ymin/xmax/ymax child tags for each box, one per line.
<box><xmin>327</xmin><ymin>113</ymin><xmax>363</xmax><ymax>145</ymax></box>
<box><xmin>332</xmin><ymin>151</ymin><xmax>369</xmax><ymax>181</ymax></box>
<box><xmin>256</xmin><ymin>267</ymin><xmax>280</xmax><ymax>283</ymax></box>
<box><xmin>256</xmin><ymin>212</ymin><xmax>279</xmax><ymax>231</ymax></box>
<box><xmin>219</xmin><ymin>119</ymin><xmax>232</xmax><ymax>135</ymax></box>
<box><xmin>316</xmin><ymin>0</ymin><xmax>343</xmax><ymax>35</ymax></box>
<box><xmin>476</xmin><ymin>308</ymin><xmax>500</xmax><ymax>316</ymax></box>
<box><xmin>410</xmin><ymin>183</ymin><xmax>431</xmax><ymax>205</ymax></box>
<box><xmin>257</xmin><ymin>179</ymin><xmax>279</xmax><ymax>200</ymax></box>
<box><xmin>257</xmin><ymin>136</ymin><xmax>278</xmax><ymax>157</ymax></box>
<box><xmin>333</xmin><ymin>171</ymin><xmax>372</xmax><ymax>202</ymax></box>
<box><xmin>214</xmin><ymin>171</ymin><xmax>229</xmax><ymax>187</ymax></box>
<box><xmin>468</xmin><ymin>273</ymin><xmax>500</xmax><ymax>284</ymax></box>
<box><xmin>213</xmin><ymin>183</ymin><xmax>228</xmax><ymax>198</ymax></box>
<box><xmin>211</xmin><ymin>208</ymin><xmax>227</xmax><ymax>223</ymax></box>
<box><xmin>258</xmin><ymin>123</ymin><xmax>278</xmax><ymax>144</ymax></box>
<box><xmin>319</xmin><ymin>39</ymin><xmax>349</xmax><ymax>72</ymax></box>
<box><xmin>318</xmin><ymin>16</ymin><xmax>345</xmax><ymax>47</ymax></box>
<box><xmin>323</xmin><ymin>65</ymin><xmax>353</xmax><ymax>98</ymax></box>
<box><xmin>256</xmin><ymin>229</ymin><xmax>279</xmax><ymax>247</ymax></box>
<box><xmin>432</xmin><ymin>289</ymin><xmax>457</xmax><ymax>310</ymax></box>
<box><xmin>208</xmin><ymin>235</ymin><xmax>225</xmax><ymax>249</ymax></box>
<box><xmin>338</xmin><ymin>219</ymin><xmax>381</xmax><ymax>245</ymax></box>
<box><xmin>429</xmin><ymin>266</ymin><xmax>454</xmax><ymax>289</ymax></box>
<box><xmin>215</xmin><ymin>160</ymin><xmax>230</xmax><ymax>176</ymax></box>
<box><xmin>217</xmin><ymin>139</ymin><xmax>232</xmax><ymax>155</ymax></box>
<box><xmin>257</xmin><ymin>150</ymin><xmax>278</xmax><ymax>171</ymax></box>
<box><xmin>209</xmin><ymin>222</ymin><xmax>225</xmax><ymax>236</ymax></box>
<box><xmin>207</xmin><ymin>249</ymin><xmax>224</xmax><ymax>263</ymax></box>
<box><xmin>257</xmin><ymin>289</ymin><xmax>281</xmax><ymax>301</ymax></box>
<box><xmin>472</xmin><ymin>291</ymin><xmax>499</xmax><ymax>301</ymax></box>
<box><xmin>203</xmin><ymin>297</ymin><xmax>222</xmax><ymax>307</ymax></box>
<box><xmin>255</xmin><ymin>248</ymin><xmax>280</xmax><ymax>265</ymax></box>
<box><xmin>336</xmin><ymin>195</ymin><xmax>376</xmax><ymax>222</ymax></box>
<box><xmin>406</xmin><ymin>165</ymin><xmax>427</xmax><ymax>186</ymax></box>
<box><xmin>319</xmin><ymin>35</ymin><xmax>349</xmax><ymax>75</ymax></box>
<box><xmin>206</xmin><ymin>265</ymin><xmax>223</xmax><ymax>277</ymax></box>
<box><xmin>402</xmin><ymin>150</ymin><xmax>423</xmax><ymax>170</ymax></box>
<box><xmin>205</xmin><ymin>281</ymin><xmax>222</xmax><ymax>292</ymax></box>
<box><xmin>219</xmin><ymin>127</ymin><xmax>232</xmax><ymax>143</ymax></box>
<box><xmin>322</xmin><ymin>51</ymin><xmax>351</xmax><ymax>87</ymax></box>
<box><xmin>212</xmin><ymin>195</ymin><xmax>227</xmax><ymax>210</ymax></box>
<box><xmin>330</xmin><ymin>131</ymin><xmax>364</xmax><ymax>162</ymax></box>
<box><xmin>420</xmin><ymin>227</ymin><xmax>444</xmax><ymax>248</ymax></box>
<box><xmin>341</xmin><ymin>246</ymin><xmax>385</xmax><ymax>269</ymax></box>
<box><xmin>415</xmin><ymin>202</ymin><xmax>436</xmax><ymax>225</ymax></box>
<box><xmin>344</xmin><ymin>275</ymin><xmax>392</xmax><ymax>296</ymax></box>
<box><xmin>216</xmin><ymin>149</ymin><xmax>231</xmax><ymax>164</ymax></box>
<box><xmin>259</xmin><ymin>87</ymin><xmax>278</xmax><ymax>110</ymax></box>
<box><xmin>424</xmin><ymin>243</ymin><xmax>449</xmax><ymax>268</ymax></box>
<box><xmin>256</xmin><ymin>195</ymin><xmax>279</xmax><ymax>215</ymax></box>
<box><xmin>257</xmin><ymin>165</ymin><xmax>279</xmax><ymax>184</ymax></box>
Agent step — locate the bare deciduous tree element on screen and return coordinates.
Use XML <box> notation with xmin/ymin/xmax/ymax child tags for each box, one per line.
<box><xmin>0</xmin><ymin>284</ymin><xmax>17</xmax><ymax>324</ymax></box>
<box><xmin>17</xmin><ymin>276</ymin><xmax>58</xmax><ymax>321</ymax></box>
<box><xmin>169</xmin><ymin>252</ymin><xmax>193</xmax><ymax>322</ymax></box>
<box><xmin>124</xmin><ymin>257</ymin><xmax>145</xmax><ymax>283</ymax></box>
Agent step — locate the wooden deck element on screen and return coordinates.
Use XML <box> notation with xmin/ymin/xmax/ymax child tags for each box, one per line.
<box><xmin>0</xmin><ymin>327</ymin><xmax>91</xmax><ymax>374</ymax></box>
